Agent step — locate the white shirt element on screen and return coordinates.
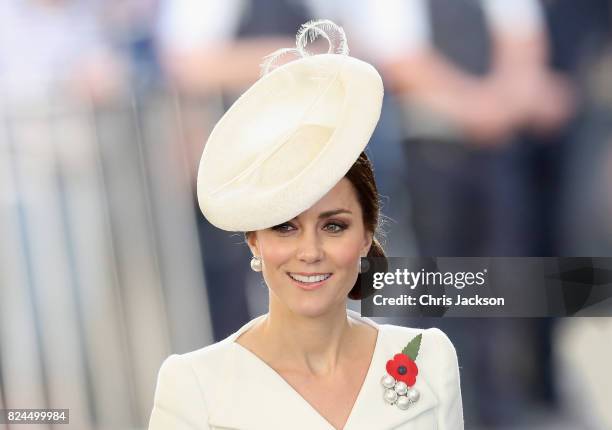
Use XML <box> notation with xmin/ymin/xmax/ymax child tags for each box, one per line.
<box><xmin>343</xmin><ymin>0</ymin><xmax>544</xmax><ymax>62</ymax></box>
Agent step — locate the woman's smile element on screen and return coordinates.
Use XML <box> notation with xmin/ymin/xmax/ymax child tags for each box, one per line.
<box><xmin>287</xmin><ymin>272</ymin><xmax>333</xmax><ymax>291</ymax></box>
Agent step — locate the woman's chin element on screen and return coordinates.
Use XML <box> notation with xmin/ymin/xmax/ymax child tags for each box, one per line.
<box><xmin>286</xmin><ymin>297</ymin><xmax>344</xmax><ymax>319</ymax></box>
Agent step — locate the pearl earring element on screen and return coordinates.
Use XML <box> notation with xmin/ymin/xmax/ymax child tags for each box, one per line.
<box><xmin>250</xmin><ymin>256</ymin><xmax>262</xmax><ymax>272</ymax></box>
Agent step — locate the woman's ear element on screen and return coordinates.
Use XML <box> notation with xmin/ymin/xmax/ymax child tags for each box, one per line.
<box><xmin>245</xmin><ymin>231</ymin><xmax>260</xmax><ymax>257</ymax></box>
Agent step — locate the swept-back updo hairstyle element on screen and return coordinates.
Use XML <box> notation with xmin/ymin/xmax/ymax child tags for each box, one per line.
<box><xmin>345</xmin><ymin>151</ymin><xmax>387</xmax><ymax>299</ymax></box>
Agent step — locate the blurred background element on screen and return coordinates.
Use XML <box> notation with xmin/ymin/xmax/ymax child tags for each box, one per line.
<box><xmin>1</xmin><ymin>0</ymin><xmax>611</xmax><ymax>428</ymax></box>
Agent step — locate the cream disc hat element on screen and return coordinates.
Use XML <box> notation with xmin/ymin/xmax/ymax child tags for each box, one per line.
<box><xmin>197</xmin><ymin>20</ymin><xmax>384</xmax><ymax>231</ymax></box>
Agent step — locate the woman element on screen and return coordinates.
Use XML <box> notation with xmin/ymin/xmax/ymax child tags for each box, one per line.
<box><xmin>149</xmin><ymin>20</ymin><xmax>463</xmax><ymax>430</ymax></box>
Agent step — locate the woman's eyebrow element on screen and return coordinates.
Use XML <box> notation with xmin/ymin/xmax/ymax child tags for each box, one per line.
<box><xmin>318</xmin><ymin>209</ymin><xmax>352</xmax><ymax>219</ymax></box>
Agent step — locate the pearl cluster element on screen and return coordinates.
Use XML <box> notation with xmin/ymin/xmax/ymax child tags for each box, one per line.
<box><xmin>380</xmin><ymin>374</ymin><xmax>420</xmax><ymax>410</ymax></box>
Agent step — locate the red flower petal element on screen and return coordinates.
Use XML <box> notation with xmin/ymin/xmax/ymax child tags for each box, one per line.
<box><xmin>386</xmin><ymin>353</ymin><xmax>419</xmax><ymax>385</ymax></box>
<box><xmin>386</xmin><ymin>359</ymin><xmax>396</xmax><ymax>376</ymax></box>
<box><xmin>406</xmin><ymin>358</ymin><xmax>418</xmax><ymax>376</ymax></box>
<box><xmin>404</xmin><ymin>373</ymin><xmax>416</xmax><ymax>387</ymax></box>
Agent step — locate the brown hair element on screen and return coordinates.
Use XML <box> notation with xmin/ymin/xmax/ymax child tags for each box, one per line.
<box><xmin>344</xmin><ymin>151</ymin><xmax>387</xmax><ymax>300</ymax></box>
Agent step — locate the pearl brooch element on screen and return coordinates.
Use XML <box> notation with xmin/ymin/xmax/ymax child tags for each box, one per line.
<box><xmin>380</xmin><ymin>333</ymin><xmax>423</xmax><ymax>410</ymax></box>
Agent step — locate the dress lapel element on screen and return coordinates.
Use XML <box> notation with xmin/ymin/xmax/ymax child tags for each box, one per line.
<box><xmin>343</xmin><ymin>312</ymin><xmax>439</xmax><ymax>429</ymax></box>
<box><xmin>343</xmin><ymin>340</ymin><xmax>439</xmax><ymax>430</ymax></box>
<box><xmin>207</xmin><ymin>342</ymin><xmax>335</xmax><ymax>430</ymax></box>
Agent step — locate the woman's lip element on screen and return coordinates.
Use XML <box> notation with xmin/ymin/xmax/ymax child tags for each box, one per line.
<box><xmin>289</xmin><ymin>272</ymin><xmax>331</xmax><ymax>276</ymax></box>
<box><xmin>287</xmin><ymin>273</ymin><xmax>332</xmax><ymax>291</ymax></box>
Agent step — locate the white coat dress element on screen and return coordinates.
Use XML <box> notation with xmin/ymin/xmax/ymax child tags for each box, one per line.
<box><xmin>148</xmin><ymin>309</ymin><xmax>464</xmax><ymax>430</ymax></box>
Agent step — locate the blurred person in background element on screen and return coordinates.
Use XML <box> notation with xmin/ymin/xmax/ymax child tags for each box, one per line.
<box><xmin>556</xmin><ymin>317</ymin><xmax>612</xmax><ymax>429</ymax></box>
<box><xmin>0</xmin><ymin>0</ymin><xmax>126</xmax><ymax>103</ymax></box>
<box><xmin>156</xmin><ymin>0</ymin><xmax>346</xmax><ymax>340</ymax></box>
<box><xmin>543</xmin><ymin>0</ymin><xmax>612</xmax><ymax>256</ymax></box>
<box><xmin>547</xmin><ymin>0</ymin><xmax>612</xmax><ymax>428</ymax></box>
<box><xmin>342</xmin><ymin>0</ymin><xmax>575</xmax><ymax>427</ymax></box>
<box><xmin>98</xmin><ymin>0</ymin><xmax>161</xmax><ymax>93</ymax></box>
<box><xmin>345</xmin><ymin>0</ymin><xmax>574</xmax><ymax>258</ymax></box>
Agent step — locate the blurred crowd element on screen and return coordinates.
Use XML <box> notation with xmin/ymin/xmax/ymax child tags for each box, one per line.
<box><xmin>1</xmin><ymin>0</ymin><xmax>612</xmax><ymax>429</ymax></box>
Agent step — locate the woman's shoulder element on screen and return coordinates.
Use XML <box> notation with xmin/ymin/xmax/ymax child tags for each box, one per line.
<box><xmin>378</xmin><ymin>322</ymin><xmax>454</xmax><ymax>345</ymax></box>
<box><xmin>184</xmin><ymin>335</ymin><xmax>236</xmax><ymax>361</ymax></box>
<box><xmin>150</xmin><ymin>319</ymin><xmax>262</xmax><ymax>428</ymax></box>
<box><xmin>350</xmin><ymin>311</ymin><xmax>458</xmax><ymax>362</ymax></box>
<box><xmin>158</xmin><ymin>315</ymin><xmax>263</xmax><ymax>383</ymax></box>
<box><xmin>155</xmin><ymin>337</ymin><xmax>235</xmax><ymax>394</ymax></box>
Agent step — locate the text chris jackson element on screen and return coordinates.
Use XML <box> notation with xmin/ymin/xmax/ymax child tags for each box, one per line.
<box><xmin>372</xmin><ymin>294</ymin><xmax>505</xmax><ymax>307</ymax></box>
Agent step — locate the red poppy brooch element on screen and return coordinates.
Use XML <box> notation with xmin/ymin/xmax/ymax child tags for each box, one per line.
<box><xmin>380</xmin><ymin>333</ymin><xmax>422</xmax><ymax>410</ymax></box>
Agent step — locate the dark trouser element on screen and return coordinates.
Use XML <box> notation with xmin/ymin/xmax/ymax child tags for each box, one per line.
<box><xmin>402</xmin><ymin>137</ymin><xmax>545</xmax><ymax>257</ymax></box>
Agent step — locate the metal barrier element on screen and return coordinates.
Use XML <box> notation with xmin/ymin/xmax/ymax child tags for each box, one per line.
<box><xmin>0</xmin><ymin>90</ymin><xmax>214</xmax><ymax>429</ymax></box>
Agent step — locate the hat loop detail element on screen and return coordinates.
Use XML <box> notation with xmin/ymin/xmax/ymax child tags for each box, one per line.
<box><xmin>260</xmin><ymin>19</ymin><xmax>349</xmax><ymax>76</ymax></box>
<box><xmin>296</xmin><ymin>19</ymin><xmax>349</xmax><ymax>57</ymax></box>
<box><xmin>260</xmin><ymin>48</ymin><xmax>303</xmax><ymax>77</ymax></box>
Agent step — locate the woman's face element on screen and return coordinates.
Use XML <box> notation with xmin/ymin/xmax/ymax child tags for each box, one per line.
<box><xmin>247</xmin><ymin>178</ymin><xmax>373</xmax><ymax>318</ymax></box>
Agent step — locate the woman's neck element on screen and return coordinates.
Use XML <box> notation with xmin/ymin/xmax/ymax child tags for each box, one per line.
<box><xmin>259</xmin><ymin>299</ymin><xmax>358</xmax><ymax>376</ymax></box>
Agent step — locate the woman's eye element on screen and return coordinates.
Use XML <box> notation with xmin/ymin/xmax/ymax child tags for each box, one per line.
<box><xmin>271</xmin><ymin>223</ymin><xmax>295</xmax><ymax>233</ymax></box>
<box><xmin>324</xmin><ymin>222</ymin><xmax>347</xmax><ymax>233</ymax></box>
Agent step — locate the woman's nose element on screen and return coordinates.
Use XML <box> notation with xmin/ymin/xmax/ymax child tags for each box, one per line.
<box><xmin>296</xmin><ymin>229</ymin><xmax>324</xmax><ymax>263</ymax></box>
